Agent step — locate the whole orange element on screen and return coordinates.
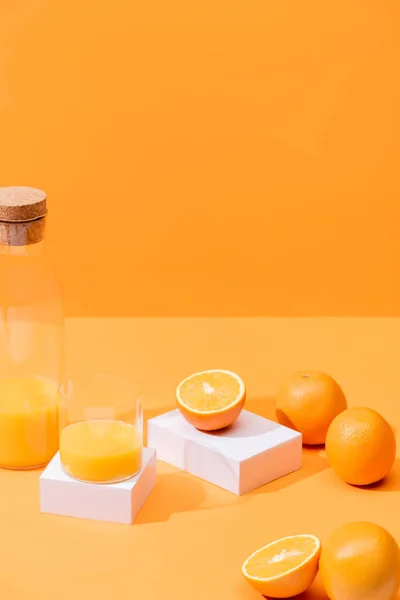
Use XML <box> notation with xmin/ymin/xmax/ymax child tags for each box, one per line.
<box><xmin>320</xmin><ymin>521</ymin><xmax>400</xmax><ymax>600</ymax></box>
<box><xmin>275</xmin><ymin>371</ymin><xmax>347</xmax><ymax>445</ymax></box>
<box><xmin>325</xmin><ymin>406</ymin><xmax>396</xmax><ymax>485</ymax></box>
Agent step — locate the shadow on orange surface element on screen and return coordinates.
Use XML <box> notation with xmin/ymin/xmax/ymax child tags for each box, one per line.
<box><xmin>355</xmin><ymin>457</ymin><xmax>400</xmax><ymax>492</ymax></box>
<box><xmin>135</xmin><ymin>469</ymin><xmax>207</xmax><ymax>524</ymax></box>
<box><xmin>249</xmin><ymin>447</ymin><xmax>329</xmax><ymax>496</ymax></box>
<box><xmin>295</xmin><ymin>587</ymin><xmax>328</xmax><ymax>600</ymax></box>
<box><xmin>142</xmin><ymin>404</ymin><xmax>211</xmax><ymax>523</ymax></box>
<box><xmin>263</xmin><ymin>577</ymin><xmax>328</xmax><ymax>600</ymax></box>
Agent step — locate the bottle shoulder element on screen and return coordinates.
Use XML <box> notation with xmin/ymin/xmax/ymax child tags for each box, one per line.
<box><xmin>0</xmin><ymin>254</ymin><xmax>63</xmax><ymax>308</ymax></box>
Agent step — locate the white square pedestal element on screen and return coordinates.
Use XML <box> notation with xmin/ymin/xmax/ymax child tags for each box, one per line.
<box><xmin>148</xmin><ymin>410</ymin><xmax>302</xmax><ymax>495</ymax></box>
<box><xmin>40</xmin><ymin>447</ymin><xmax>157</xmax><ymax>524</ymax></box>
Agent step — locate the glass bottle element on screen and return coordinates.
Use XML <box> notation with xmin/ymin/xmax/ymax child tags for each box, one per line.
<box><xmin>0</xmin><ymin>186</ymin><xmax>64</xmax><ymax>469</ymax></box>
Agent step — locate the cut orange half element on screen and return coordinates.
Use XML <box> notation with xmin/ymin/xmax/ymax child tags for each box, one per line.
<box><xmin>241</xmin><ymin>534</ymin><xmax>321</xmax><ymax>598</ymax></box>
<box><xmin>176</xmin><ymin>369</ymin><xmax>246</xmax><ymax>431</ymax></box>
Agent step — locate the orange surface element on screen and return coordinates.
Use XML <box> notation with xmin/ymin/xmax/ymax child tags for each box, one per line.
<box><xmin>1</xmin><ymin>2</ymin><xmax>400</xmax><ymax>317</ymax></box>
<box><xmin>0</xmin><ymin>317</ymin><xmax>400</xmax><ymax>599</ymax></box>
<box><xmin>0</xmin><ymin>376</ymin><xmax>58</xmax><ymax>469</ymax></box>
<box><xmin>60</xmin><ymin>420</ymin><xmax>142</xmax><ymax>483</ymax></box>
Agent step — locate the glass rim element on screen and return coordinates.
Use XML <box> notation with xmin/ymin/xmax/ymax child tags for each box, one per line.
<box><xmin>58</xmin><ymin>372</ymin><xmax>143</xmax><ymax>408</ymax></box>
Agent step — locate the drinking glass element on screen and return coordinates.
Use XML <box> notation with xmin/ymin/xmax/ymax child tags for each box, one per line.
<box><xmin>58</xmin><ymin>374</ymin><xmax>143</xmax><ymax>484</ymax></box>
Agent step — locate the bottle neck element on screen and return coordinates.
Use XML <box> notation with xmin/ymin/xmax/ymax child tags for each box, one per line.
<box><xmin>0</xmin><ymin>239</ymin><xmax>46</xmax><ymax>257</ymax></box>
<box><xmin>0</xmin><ymin>218</ymin><xmax>46</xmax><ymax>256</ymax></box>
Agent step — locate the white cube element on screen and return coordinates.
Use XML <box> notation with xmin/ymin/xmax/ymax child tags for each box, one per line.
<box><xmin>40</xmin><ymin>447</ymin><xmax>156</xmax><ymax>524</ymax></box>
<box><xmin>148</xmin><ymin>410</ymin><xmax>302</xmax><ymax>495</ymax></box>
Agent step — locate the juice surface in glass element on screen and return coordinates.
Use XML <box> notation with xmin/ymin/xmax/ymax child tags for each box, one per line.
<box><xmin>60</xmin><ymin>419</ymin><xmax>142</xmax><ymax>483</ymax></box>
<box><xmin>0</xmin><ymin>376</ymin><xmax>59</xmax><ymax>469</ymax></box>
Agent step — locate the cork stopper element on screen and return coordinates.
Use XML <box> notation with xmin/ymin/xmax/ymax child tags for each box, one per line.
<box><xmin>0</xmin><ymin>186</ymin><xmax>47</xmax><ymax>223</ymax></box>
<box><xmin>0</xmin><ymin>187</ymin><xmax>47</xmax><ymax>246</ymax></box>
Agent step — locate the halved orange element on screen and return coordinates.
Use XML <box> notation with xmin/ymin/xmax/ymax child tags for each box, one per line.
<box><xmin>176</xmin><ymin>369</ymin><xmax>246</xmax><ymax>431</ymax></box>
<box><xmin>241</xmin><ymin>534</ymin><xmax>321</xmax><ymax>598</ymax></box>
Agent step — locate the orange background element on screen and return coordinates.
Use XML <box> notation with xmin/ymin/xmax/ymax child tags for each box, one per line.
<box><xmin>1</xmin><ymin>1</ymin><xmax>400</xmax><ymax>316</ymax></box>
<box><xmin>1</xmin><ymin>316</ymin><xmax>400</xmax><ymax>599</ymax></box>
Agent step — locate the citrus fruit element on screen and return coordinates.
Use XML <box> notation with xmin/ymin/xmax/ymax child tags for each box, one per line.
<box><xmin>241</xmin><ymin>534</ymin><xmax>321</xmax><ymax>598</ymax></box>
<box><xmin>176</xmin><ymin>369</ymin><xmax>245</xmax><ymax>431</ymax></box>
<box><xmin>276</xmin><ymin>371</ymin><xmax>347</xmax><ymax>445</ymax></box>
<box><xmin>320</xmin><ymin>522</ymin><xmax>400</xmax><ymax>600</ymax></box>
<box><xmin>325</xmin><ymin>406</ymin><xmax>396</xmax><ymax>485</ymax></box>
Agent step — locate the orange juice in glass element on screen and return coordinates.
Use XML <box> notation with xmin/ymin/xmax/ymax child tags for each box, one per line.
<box><xmin>59</xmin><ymin>374</ymin><xmax>143</xmax><ymax>484</ymax></box>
